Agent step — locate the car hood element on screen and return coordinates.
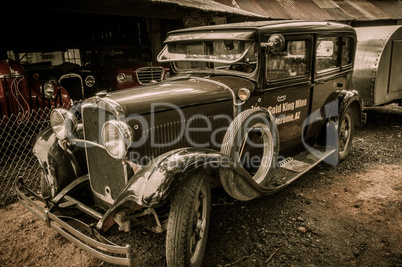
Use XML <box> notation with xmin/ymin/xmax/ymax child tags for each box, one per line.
<box><xmin>107</xmin><ymin>76</ymin><xmax>255</xmax><ymax>115</ymax></box>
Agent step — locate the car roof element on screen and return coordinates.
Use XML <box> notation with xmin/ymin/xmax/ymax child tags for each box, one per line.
<box><xmin>168</xmin><ymin>20</ymin><xmax>355</xmax><ymax>36</ymax></box>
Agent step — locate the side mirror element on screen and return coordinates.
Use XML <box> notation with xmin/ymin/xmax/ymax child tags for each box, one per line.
<box><xmin>261</xmin><ymin>34</ymin><xmax>285</xmax><ymax>53</ymax></box>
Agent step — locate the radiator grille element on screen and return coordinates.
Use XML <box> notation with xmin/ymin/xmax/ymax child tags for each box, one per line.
<box><xmin>136</xmin><ymin>67</ymin><xmax>164</xmax><ymax>85</ymax></box>
<box><xmin>59</xmin><ymin>76</ymin><xmax>83</xmax><ymax>100</ymax></box>
<box><xmin>82</xmin><ymin>105</ymin><xmax>127</xmax><ymax>202</ymax></box>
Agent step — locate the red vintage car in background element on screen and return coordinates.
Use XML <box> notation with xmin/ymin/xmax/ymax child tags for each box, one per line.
<box><xmin>82</xmin><ymin>46</ymin><xmax>169</xmax><ymax>91</ymax></box>
<box><xmin>0</xmin><ymin>57</ymin><xmax>71</xmax><ymax>121</ymax></box>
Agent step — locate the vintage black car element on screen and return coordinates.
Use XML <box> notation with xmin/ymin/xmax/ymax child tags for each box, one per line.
<box><xmin>17</xmin><ymin>21</ymin><xmax>364</xmax><ymax>266</ymax></box>
<box><xmin>18</xmin><ymin>51</ymin><xmax>99</xmax><ymax>101</ymax></box>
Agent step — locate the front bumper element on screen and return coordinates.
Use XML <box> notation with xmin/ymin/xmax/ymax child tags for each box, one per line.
<box><xmin>15</xmin><ymin>178</ymin><xmax>133</xmax><ymax>266</ymax></box>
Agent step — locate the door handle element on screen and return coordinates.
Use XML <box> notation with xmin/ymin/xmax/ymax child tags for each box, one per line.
<box><xmin>335</xmin><ymin>82</ymin><xmax>344</xmax><ymax>88</ymax></box>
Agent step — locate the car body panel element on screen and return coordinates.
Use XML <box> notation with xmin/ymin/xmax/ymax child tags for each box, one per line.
<box><xmin>108</xmin><ymin>76</ymin><xmax>255</xmax><ymax>115</ymax></box>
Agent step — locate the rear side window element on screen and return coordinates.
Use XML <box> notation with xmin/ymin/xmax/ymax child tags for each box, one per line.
<box><xmin>266</xmin><ymin>39</ymin><xmax>309</xmax><ymax>81</ymax></box>
<box><xmin>341</xmin><ymin>37</ymin><xmax>353</xmax><ymax>67</ymax></box>
<box><xmin>316</xmin><ymin>37</ymin><xmax>339</xmax><ymax>72</ymax></box>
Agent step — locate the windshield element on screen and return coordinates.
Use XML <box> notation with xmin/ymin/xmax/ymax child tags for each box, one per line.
<box><xmin>158</xmin><ymin>40</ymin><xmax>258</xmax><ymax>75</ymax></box>
<box><xmin>12</xmin><ymin>50</ymin><xmax>81</xmax><ymax>67</ymax></box>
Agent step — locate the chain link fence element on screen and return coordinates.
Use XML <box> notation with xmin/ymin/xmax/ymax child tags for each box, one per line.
<box><xmin>0</xmin><ymin>109</ymin><xmax>53</xmax><ymax>205</ymax></box>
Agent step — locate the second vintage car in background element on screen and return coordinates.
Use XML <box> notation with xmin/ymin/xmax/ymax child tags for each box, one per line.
<box><xmin>19</xmin><ymin>50</ymin><xmax>99</xmax><ymax>101</ymax></box>
<box><xmin>0</xmin><ymin>53</ymin><xmax>71</xmax><ymax>121</ymax></box>
<box><xmin>8</xmin><ymin>46</ymin><xmax>168</xmax><ymax>103</ymax></box>
<box><xmin>81</xmin><ymin>46</ymin><xmax>169</xmax><ymax>91</ymax></box>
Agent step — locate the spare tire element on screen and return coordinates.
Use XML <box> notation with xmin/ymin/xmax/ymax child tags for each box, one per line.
<box><xmin>219</xmin><ymin>108</ymin><xmax>278</xmax><ymax>201</ymax></box>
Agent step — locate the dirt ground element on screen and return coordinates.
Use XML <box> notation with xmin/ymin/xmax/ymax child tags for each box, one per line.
<box><xmin>0</xmin><ymin>104</ymin><xmax>401</xmax><ymax>267</ymax></box>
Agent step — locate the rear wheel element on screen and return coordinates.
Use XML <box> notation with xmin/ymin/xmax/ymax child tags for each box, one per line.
<box><xmin>166</xmin><ymin>172</ymin><xmax>211</xmax><ymax>267</ymax></box>
<box><xmin>338</xmin><ymin>107</ymin><xmax>354</xmax><ymax>161</ymax></box>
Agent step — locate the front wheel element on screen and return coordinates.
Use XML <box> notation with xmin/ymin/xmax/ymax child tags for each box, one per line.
<box><xmin>166</xmin><ymin>172</ymin><xmax>211</xmax><ymax>267</ymax></box>
<box><xmin>40</xmin><ymin>171</ymin><xmax>52</xmax><ymax>199</ymax></box>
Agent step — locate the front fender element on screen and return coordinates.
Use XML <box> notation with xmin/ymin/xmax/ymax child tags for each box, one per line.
<box><xmin>97</xmin><ymin>147</ymin><xmax>272</xmax><ymax>230</ymax></box>
<box><xmin>32</xmin><ymin>127</ymin><xmax>87</xmax><ymax>197</ymax></box>
<box><xmin>98</xmin><ymin>146</ymin><xmax>283</xmax><ymax>230</ymax></box>
<box><xmin>111</xmin><ymin>148</ymin><xmax>229</xmax><ymax>209</ymax></box>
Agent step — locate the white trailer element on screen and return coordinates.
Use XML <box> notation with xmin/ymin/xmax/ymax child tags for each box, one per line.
<box><xmin>352</xmin><ymin>25</ymin><xmax>402</xmax><ymax>106</ymax></box>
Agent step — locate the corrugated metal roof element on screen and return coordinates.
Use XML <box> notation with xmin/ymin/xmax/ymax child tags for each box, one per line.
<box><xmin>335</xmin><ymin>1</ymin><xmax>367</xmax><ymax>20</ymax></box>
<box><xmin>150</xmin><ymin>0</ymin><xmax>265</xmax><ymax>18</ymax></box>
<box><xmin>276</xmin><ymin>0</ymin><xmax>309</xmax><ymax>19</ymax></box>
<box><xmin>256</xmin><ymin>0</ymin><xmax>291</xmax><ymax>19</ymax></box>
<box><xmin>324</xmin><ymin>7</ymin><xmax>356</xmax><ymax>21</ymax></box>
<box><xmin>346</xmin><ymin>0</ymin><xmax>382</xmax><ymax>20</ymax></box>
<box><xmin>371</xmin><ymin>0</ymin><xmax>402</xmax><ymax>19</ymax></box>
<box><xmin>215</xmin><ymin>0</ymin><xmax>402</xmax><ymax>21</ymax></box>
<box><xmin>312</xmin><ymin>0</ymin><xmax>339</xmax><ymax>9</ymax></box>
<box><xmin>215</xmin><ymin>0</ymin><xmax>237</xmax><ymax>8</ymax></box>
<box><xmin>295</xmin><ymin>0</ymin><xmax>334</xmax><ymax>20</ymax></box>
<box><xmin>236</xmin><ymin>0</ymin><xmax>273</xmax><ymax>17</ymax></box>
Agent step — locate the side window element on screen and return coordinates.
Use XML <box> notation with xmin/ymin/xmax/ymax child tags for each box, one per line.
<box><xmin>316</xmin><ymin>37</ymin><xmax>339</xmax><ymax>72</ymax></box>
<box><xmin>65</xmin><ymin>49</ymin><xmax>82</xmax><ymax>65</ymax></box>
<box><xmin>266</xmin><ymin>40</ymin><xmax>309</xmax><ymax>81</ymax></box>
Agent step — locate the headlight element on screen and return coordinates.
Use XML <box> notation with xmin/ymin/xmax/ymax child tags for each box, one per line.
<box><xmin>85</xmin><ymin>75</ymin><xmax>96</xmax><ymax>87</ymax></box>
<box><xmin>101</xmin><ymin>120</ymin><xmax>133</xmax><ymax>159</ymax></box>
<box><xmin>50</xmin><ymin>109</ymin><xmax>78</xmax><ymax>140</ymax></box>
<box><xmin>238</xmin><ymin>88</ymin><xmax>250</xmax><ymax>101</ymax></box>
<box><xmin>42</xmin><ymin>81</ymin><xmax>55</xmax><ymax>99</ymax></box>
<box><xmin>116</xmin><ymin>73</ymin><xmax>127</xmax><ymax>84</ymax></box>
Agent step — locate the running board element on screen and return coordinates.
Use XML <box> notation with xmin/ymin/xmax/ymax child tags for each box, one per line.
<box><xmin>269</xmin><ymin>147</ymin><xmax>336</xmax><ymax>188</ymax></box>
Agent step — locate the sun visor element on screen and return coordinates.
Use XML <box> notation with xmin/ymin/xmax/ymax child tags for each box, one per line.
<box><xmin>164</xmin><ymin>31</ymin><xmax>255</xmax><ymax>43</ymax></box>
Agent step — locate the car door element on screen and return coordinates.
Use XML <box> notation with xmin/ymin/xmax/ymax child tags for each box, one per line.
<box><xmin>263</xmin><ymin>35</ymin><xmax>313</xmax><ymax>151</ymax></box>
<box><xmin>305</xmin><ymin>34</ymin><xmax>354</xmax><ymax>139</ymax></box>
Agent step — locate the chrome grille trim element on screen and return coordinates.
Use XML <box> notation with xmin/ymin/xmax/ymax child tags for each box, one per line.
<box><xmin>81</xmin><ymin>97</ymin><xmax>125</xmax><ymax>120</ymax></box>
<box><xmin>135</xmin><ymin>67</ymin><xmax>164</xmax><ymax>85</ymax></box>
<box><xmin>59</xmin><ymin>73</ymin><xmax>84</xmax><ymax>99</ymax></box>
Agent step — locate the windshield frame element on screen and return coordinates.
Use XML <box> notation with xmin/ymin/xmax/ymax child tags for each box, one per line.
<box><xmin>158</xmin><ymin>41</ymin><xmax>254</xmax><ymax>64</ymax></box>
<box><xmin>157</xmin><ymin>38</ymin><xmax>259</xmax><ymax>77</ymax></box>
